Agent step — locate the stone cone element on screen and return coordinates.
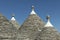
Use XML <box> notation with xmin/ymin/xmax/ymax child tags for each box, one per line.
<box><xmin>35</xmin><ymin>27</ymin><xmax>60</xmax><ymax>40</ymax></box>
<box><xmin>0</xmin><ymin>14</ymin><xmax>17</xmax><ymax>40</ymax></box>
<box><xmin>10</xmin><ymin>14</ymin><xmax>20</xmax><ymax>30</ymax></box>
<box><xmin>19</xmin><ymin>13</ymin><xmax>45</xmax><ymax>40</ymax></box>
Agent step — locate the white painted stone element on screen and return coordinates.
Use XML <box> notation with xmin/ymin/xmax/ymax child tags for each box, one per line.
<box><xmin>30</xmin><ymin>6</ymin><xmax>36</xmax><ymax>15</ymax></box>
<box><xmin>11</xmin><ymin>17</ymin><xmax>16</xmax><ymax>21</ymax></box>
<box><xmin>44</xmin><ymin>19</ymin><xmax>53</xmax><ymax>27</ymax></box>
<box><xmin>30</xmin><ymin>10</ymin><xmax>36</xmax><ymax>14</ymax></box>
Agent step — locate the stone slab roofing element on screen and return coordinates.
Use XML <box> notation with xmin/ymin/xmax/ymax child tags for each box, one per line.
<box><xmin>0</xmin><ymin>14</ymin><xmax>17</xmax><ymax>40</ymax></box>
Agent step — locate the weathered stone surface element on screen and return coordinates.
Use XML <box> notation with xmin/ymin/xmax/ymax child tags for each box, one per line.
<box><xmin>10</xmin><ymin>20</ymin><xmax>20</xmax><ymax>30</ymax></box>
<box><xmin>10</xmin><ymin>14</ymin><xmax>20</xmax><ymax>30</ymax></box>
<box><xmin>35</xmin><ymin>27</ymin><xmax>60</xmax><ymax>40</ymax></box>
<box><xmin>19</xmin><ymin>14</ymin><xmax>45</xmax><ymax>40</ymax></box>
<box><xmin>0</xmin><ymin>13</ymin><xmax>60</xmax><ymax>40</ymax></box>
<box><xmin>0</xmin><ymin>14</ymin><xmax>17</xmax><ymax>40</ymax></box>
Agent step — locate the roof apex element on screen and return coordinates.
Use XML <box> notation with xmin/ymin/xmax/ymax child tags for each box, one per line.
<box><xmin>11</xmin><ymin>14</ymin><xmax>16</xmax><ymax>21</ymax></box>
<box><xmin>44</xmin><ymin>15</ymin><xmax>53</xmax><ymax>27</ymax></box>
<box><xmin>30</xmin><ymin>5</ymin><xmax>36</xmax><ymax>15</ymax></box>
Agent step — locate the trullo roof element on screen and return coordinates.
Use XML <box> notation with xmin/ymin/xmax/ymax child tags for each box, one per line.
<box><xmin>0</xmin><ymin>14</ymin><xmax>17</xmax><ymax>39</ymax></box>
<box><xmin>10</xmin><ymin>14</ymin><xmax>20</xmax><ymax>30</ymax></box>
<box><xmin>18</xmin><ymin>6</ymin><xmax>45</xmax><ymax>40</ymax></box>
<box><xmin>35</xmin><ymin>15</ymin><xmax>60</xmax><ymax>40</ymax></box>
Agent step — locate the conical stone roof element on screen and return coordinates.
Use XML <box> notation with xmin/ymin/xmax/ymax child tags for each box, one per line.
<box><xmin>10</xmin><ymin>14</ymin><xmax>20</xmax><ymax>30</ymax></box>
<box><xmin>0</xmin><ymin>14</ymin><xmax>17</xmax><ymax>40</ymax></box>
<box><xmin>35</xmin><ymin>27</ymin><xmax>60</xmax><ymax>40</ymax></box>
<box><xmin>35</xmin><ymin>16</ymin><xmax>60</xmax><ymax>40</ymax></box>
<box><xmin>19</xmin><ymin>6</ymin><xmax>45</xmax><ymax>40</ymax></box>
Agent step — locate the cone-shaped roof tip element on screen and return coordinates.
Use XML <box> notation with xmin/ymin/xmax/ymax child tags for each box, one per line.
<box><xmin>44</xmin><ymin>15</ymin><xmax>53</xmax><ymax>27</ymax></box>
<box><xmin>30</xmin><ymin>5</ymin><xmax>36</xmax><ymax>14</ymax></box>
<box><xmin>11</xmin><ymin>14</ymin><xmax>16</xmax><ymax>21</ymax></box>
<box><xmin>46</xmin><ymin>15</ymin><xmax>50</xmax><ymax>20</ymax></box>
<box><xmin>32</xmin><ymin>5</ymin><xmax>34</xmax><ymax>11</ymax></box>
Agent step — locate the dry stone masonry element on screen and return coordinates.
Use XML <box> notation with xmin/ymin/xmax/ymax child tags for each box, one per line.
<box><xmin>0</xmin><ymin>14</ymin><xmax>17</xmax><ymax>40</ymax></box>
<box><xmin>10</xmin><ymin>14</ymin><xmax>20</xmax><ymax>30</ymax></box>
<box><xmin>0</xmin><ymin>6</ymin><xmax>60</xmax><ymax>40</ymax></box>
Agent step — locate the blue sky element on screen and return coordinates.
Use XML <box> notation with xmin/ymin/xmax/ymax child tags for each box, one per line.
<box><xmin>0</xmin><ymin>0</ymin><xmax>60</xmax><ymax>32</ymax></box>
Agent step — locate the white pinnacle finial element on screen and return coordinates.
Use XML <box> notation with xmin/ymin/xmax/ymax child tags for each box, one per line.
<box><xmin>11</xmin><ymin>14</ymin><xmax>16</xmax><ymax>21</ymax></box>
<box><xmin>32</xmin><ymin>5</ymin><xmax>34</xmax><ymax>11</ymax></box>
<box><xmin>30</xmin><ymin>5</ymin><xmax>36</xmax><ymax>14</ymax></box>
<box><xmin>44</xmin><ymin>15</ymin><xmax>53</xmax><ymax>27</ymax></box>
